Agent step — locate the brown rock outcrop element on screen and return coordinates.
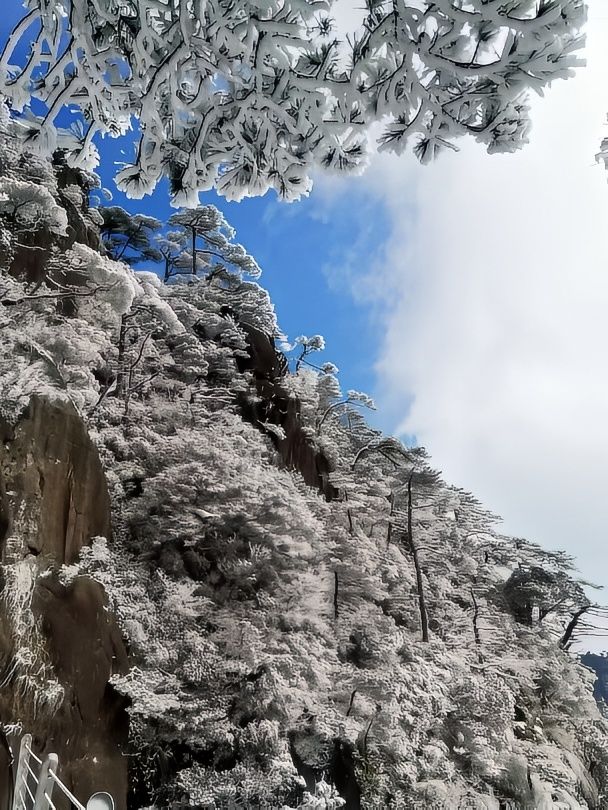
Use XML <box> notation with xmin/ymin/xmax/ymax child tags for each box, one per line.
<box><xmin>30</xmin><ymin>575</ymin><xmax>129</xmax><ymax>810</ymax></box>
<box><xmin>0</xmin><ymin>396</ymin><xmax>128</xmax><ymax>809</ymax></box>
<box><xmin>236</xmin><ymin>320</ymin><xmax>338</xmax><ymax>501</ymax></box>
<box><xmin>0</xmin><ymin>395</ymin><xmax>111</xmax><ymax>564</ymax></box>
<box><xmin>7</xmin><ymin>151</ymin><xmax>101</xmax><ymax>286</ymax></box>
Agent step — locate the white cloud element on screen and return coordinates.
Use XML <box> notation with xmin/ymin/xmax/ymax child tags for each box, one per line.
<box><xmin>330</xmin><ymin>0</ymin><xmax>365</xmax><ymax>37</ymax></box>
<box><xmin>316</xmin><ymin>2</ymin><xmax>608</xmax><ymax>628</ymax></box>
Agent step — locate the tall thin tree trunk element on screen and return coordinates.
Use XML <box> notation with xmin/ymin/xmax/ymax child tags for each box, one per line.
<box><xmin>470</xmin><ymin>588</ymin><xmax>484</xmax><ymax>662</ymax></box>
<box><xmin>116</xmin><ymin>314</ymin><xmax>128</xmax><ymax>397</ymax></box>
<box><xmin>333</xmin><ymin>571</ymin><xmax>339</xmax><ymax>619</ymax></box>
<box><xmin>116</xmin><ymin>221</ymin><xmax>142</xmax><ymax>261</ymax></box>
<box><xmin>344</xmin><ymin>490</ymin><xmax>354</xmax><ymax>535</ymax></box>
<box><xmin>362</xmin><ymin>711</ymin><xmax>378</xmax><ymax>758</ymax></box>
<box><xmin>559</xmin><ymin>605</ymin><xmax>590</xmax><ymax>649</ymax></box>
<box><xmin>406</xmin><ymin>475</ymin><xmax>429</xmax><ymax>642</ymax></box>
<box><xmin>124</xmin><ymin>348</ymin><xmax>136</xmax><ymax>418</ymax></box>
<box><xmin>386</xmin><ymin>491</ymin><xmax>395</xmax><ymax>548</ymax></box>
<box><xmin>470</xmin><ymin>588</ymin><xmax>481</xmax><ymax>646</ymax></box>
<box><xmin>191</xmin><ymin>227</ymin><xmax>196</xmax><ymax>275</ymax></box>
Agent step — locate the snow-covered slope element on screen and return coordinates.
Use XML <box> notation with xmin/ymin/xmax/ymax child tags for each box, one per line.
<box><xmin>1</xmin><ymin>109</ymin><xmax>607</xmax><ymax>810</ymax></box>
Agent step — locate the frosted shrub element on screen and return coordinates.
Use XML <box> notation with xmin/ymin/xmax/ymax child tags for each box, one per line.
<box><xmin>288</xmin><ymin>778</ymin><xmax>346</xmax><ymax>809</ymax></box>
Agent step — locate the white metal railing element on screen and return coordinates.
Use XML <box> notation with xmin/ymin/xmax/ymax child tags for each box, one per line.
<box><xmin>12</xmin><ymin>734</ymin><xmax>114</xmax><ymax>810</ymax></box>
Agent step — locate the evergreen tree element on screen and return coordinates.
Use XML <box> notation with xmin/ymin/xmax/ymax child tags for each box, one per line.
<box><xmin>99</xmin><ymin>206</ymin><xmax>162</xmax><ymax>267</ymax></box>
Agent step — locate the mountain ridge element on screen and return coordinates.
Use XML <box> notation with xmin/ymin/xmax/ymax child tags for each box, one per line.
<box><xmin>0</xmin><ymin>108</ymin><xmax>607</xmax><ymax>810</ymax></box>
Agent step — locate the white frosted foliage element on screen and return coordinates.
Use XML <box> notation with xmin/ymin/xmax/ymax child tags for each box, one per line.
<box><xmin>0</xmin><ymin>0</ymin><xmax>586</xmax><ymax>201</ymax></box>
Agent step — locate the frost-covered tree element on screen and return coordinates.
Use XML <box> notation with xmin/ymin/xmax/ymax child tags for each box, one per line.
<box><xmin>155</xmin><ymin>230</ymin><xmax>190</xmax><ymax>281</ymax></box>
<box><xmin>294</xmin><ymin>334</ymin><xmax>325</xmax><ymax>372</ymax></box>
<box><xmin>167</xmin><ymin>206</ymin><xmax>261</xmax><ymax>280</ymax></box>
<box><xmin>0</xmin><ymin>0</ymin><xmax>586</xmax><ymax>201</ymax></box>
<box><xmin>99</xmin><ymin>207</ymin><xmax>162</xmax><ymax>267</ymax></box>
<box><xmin>0</xmin><ymin>177</ymin><xmax>68</xmax><ymax>238</ymax></box>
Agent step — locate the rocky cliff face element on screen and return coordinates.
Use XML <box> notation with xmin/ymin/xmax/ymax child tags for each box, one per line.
<box><xmin>0</xmin><ymin>396</ymin><xmax>129</xmax><ymax>809</ymax></box>
<box><xmin>0</xmin><ymin>396</ymin><xmax>111</xmax><ymax>564</ymax></box>
<box><xmin>234</xmin><ymin>320</ymin><xmax>338</xmax><ymax>500</ymax></box>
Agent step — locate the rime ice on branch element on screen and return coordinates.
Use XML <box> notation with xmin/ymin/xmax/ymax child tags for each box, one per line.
<box><xmin>0</xmin><ymin>0</ymin><xmax>586</xmax><ymax>202</ymax></box>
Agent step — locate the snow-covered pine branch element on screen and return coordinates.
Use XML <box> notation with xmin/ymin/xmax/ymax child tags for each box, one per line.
<box><xmin>0</xmin><ymin>0</ymin><xmax>586</xmax><ymax>201</ymax></box>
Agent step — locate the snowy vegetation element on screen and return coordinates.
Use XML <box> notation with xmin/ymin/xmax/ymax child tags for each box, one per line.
<box><xmin>1</xmin><ymin>106</ymin><xmax>608</xmax><ymax>808</ymax></box>
<box><xmin>0</xmin><ymin>0</ymin><xmax>586</xmax><ymax>202</ymax></box>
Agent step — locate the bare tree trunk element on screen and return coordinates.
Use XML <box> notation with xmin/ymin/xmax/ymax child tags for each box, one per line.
<box><xmin>343</xmin><ymin>490</ymin><xmax>354</xmax><ymax>535</ymax></box>
<box><xmin>470</xmin><ymin>588</ymin><xmax>484</xmax><ymax>662</ymax></box>
<box><xmin>295</xmin><ymin>348</ymin><xmax>306</xmax><ymax>372</ymax></box>
<box><xmin>116</xmin><ymin>220</ymin><xmax>142</xmax><ymax>261</ymax></box>
<box><xmin>406</xmin><ymin>475</ymin><xmax>429</xmax><ymax>642</ymax></box>
<box><xmin>386</xmin><ymin>491</ymin><xmax>395</xmax><ymax>548</ymax></box>
<box><xmin>116</xmin><ymin>313</ymin><xmax>128</xmax><ymax>397</ymax></box>
<box><xmin>559</xmin><ymin>605</ymin><xmax>590</xmax><ymax>650</ymax></box>
<box><xmin>123</xmin><ymin>332</ymin><xmax>152</xmax><ymax>418</ymax></box>
<box><xmin>470</xmin><ymin>588</ymin><xmax>481</xmax><ymax>647</ymax></box>
<box><xmin>333</xmin><ymin>571</ymin><xmax>339</xmax><ymax>619</ymax></box>
<box><xmin>346</xmin><ymin>690</ymin><xmax>357</xmax><ymax>717</ymax></box>
<box><xmin>361</xmin><ymin>710</ymin><xmax>378</xmax><ymax>758</ymax></box>
<box><xmin>191</xmin><ymin>227</ymin><xmax>197</xmax><ymax>275</ymax></box>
